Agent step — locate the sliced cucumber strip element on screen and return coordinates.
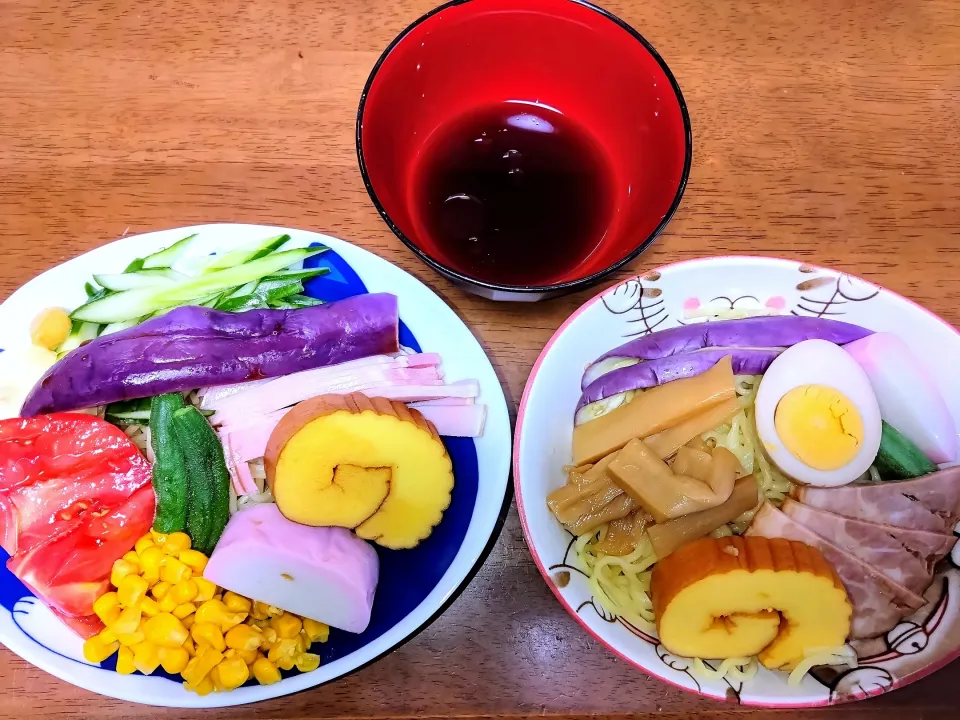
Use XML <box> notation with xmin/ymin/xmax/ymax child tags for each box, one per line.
<box><xmin>141</xmin><ymin>233</ymin><xmax>200</xmax><ymax>269</ymax></box>
<box><xmin>201</xmin><ymin>234</ymin><xmax>291</xmax><ymax>273</ymax></box>
<box><xmin>93</xmin><ymin>269</ymin><xmax>185</xmax><ymax>292</ymax></box>
<box><xmin>262</xmin><ymin>266</ymin><xmax>330</xmax><ymax>283</ymax></box>
<box><xmin>72</xmin><ymin>246</ymin><xmax>326</xmax><ymax>323</ymax></box>
<box><xmin>123</xmin><ymin>258</ymin><xmax>146</xmax><ymax>273</ymax></box>
<box><xmin>57</xmin><ymin>321</ymin><xmax>101</xmax><ymax>355</ymax></box>
<box><xmin>282</xmin><ymin>294</ymin><xmax>324</xmax><ymax>308</ymax></box>
<box><xmin>100</xmin><ymin>318</ymin><xmax>142</xmax><ymax>336</ymax></box>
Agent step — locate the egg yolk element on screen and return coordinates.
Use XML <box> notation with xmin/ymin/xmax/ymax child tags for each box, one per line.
<box><xmin>774</xmin><ymin>384</ymin><xmax>864</xmax><ymax>471</ymax></box>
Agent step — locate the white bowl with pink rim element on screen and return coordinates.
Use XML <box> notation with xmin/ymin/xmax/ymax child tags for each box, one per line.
<box><xmin>513</xmin><ymin>255</ymin><xmax>960</xmax><ymax>707</ymax></box>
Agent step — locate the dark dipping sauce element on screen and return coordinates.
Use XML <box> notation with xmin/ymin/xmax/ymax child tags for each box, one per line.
<box><xmin>411</xmin><ymin>102</ymin><xmax>615</xmax><ymax>287</ymax></box>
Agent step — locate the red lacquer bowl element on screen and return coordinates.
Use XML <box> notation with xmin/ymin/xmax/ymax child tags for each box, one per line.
<box><xmin>357</xmin><ymin>0</ymin><xmax>692</xmax><ymax>301</ymax></box>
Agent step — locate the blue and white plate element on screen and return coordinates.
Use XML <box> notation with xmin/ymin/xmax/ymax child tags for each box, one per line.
<box><xmin>0</xmin><ymin>224</ymin><xmax>512</xmax><ymax>707</ymax></box>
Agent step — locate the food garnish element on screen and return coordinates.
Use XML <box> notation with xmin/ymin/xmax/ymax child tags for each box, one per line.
<box><xmin>651</xmin><ymin>536</ymin><xmax>852</xmax><ymax>670</ymax></box>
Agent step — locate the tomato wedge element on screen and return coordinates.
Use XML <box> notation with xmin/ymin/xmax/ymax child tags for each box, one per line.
<box><xmin>0</xmin><ymin>414</ymin><xmax>154</xmax><ymax>628</ymax></box>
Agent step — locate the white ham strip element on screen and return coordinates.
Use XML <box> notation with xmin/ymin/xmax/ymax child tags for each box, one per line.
<box><xmin>210</xmin><ymin>365</ymin><xmax>444</xmax><ymax>425</ymax></box>
<box><xmin>367</xmin><ymin>380</ymin><xmax>480</xmax><ymax>403</ymax></box>
<box><xmin>410</xmin><ymin>397</ymin><xmax>476</xmax><ymax>407</ymax></box>
<box><xmin>221</xmin><ymin>432</ymin><xmax>258</xmax><ymax>495</ymax></box>
<box><xmin>415</xmin><ymin>404</ymin><xmax>486</xmax><ymax>437</ymax></box>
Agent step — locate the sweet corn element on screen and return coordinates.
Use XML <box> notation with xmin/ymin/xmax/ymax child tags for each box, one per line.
<box><xmin>251</xmin><ymin>601</ymin><xmax>270</xmax><ymax>620</ymax></box>
<box><xmin>116</xmin><ymin>645</ymin><xmax>136</xmax><ymax>674</ymax></box>
<box><xmin>191</xmin><ymin>622</ymin><xmax>226</xmax><ymax>652</ymax></box>
<box><xmin>302</xmin><ymin>618</ymin><xmax>330</xmax><ymax>644</ymax></box>
<box><xmin>208</xmin><ymin>664</ymin><xmax>226</xmax><ymax>693</ymax></box>
<box><xmin>133</xmin><ymin>642</ymin><xmax>161</xmax><ymax>675</ymax></box>
<box><xmin>158</xmin><ymin>646</ymin><xmax>189</xmax><ymax>674</ymax></box>
<box><xmin>252</xmin><ymin>656</ymin><xmax>281</xmax><ymax>685</ymax></box>
<box><xmin>163</xmin><ymin>532</ymin><xmax>191</xmax><ymax>555</ymax></box>
<box><xmin>117</xmin><ymin>574</ymin><xmax>149</xmax><ymax>608</ymax></box>
<box><xmin>270</xmin><ymin>613</ymin><xmax>302</xmax><ymax>639</ymax></box>
<box><xmin>173</xmin><ymin>602</ymin><xmax>197</xmax><ymax>620</ymax></box>
<box><xmin>150</xmin><ymin>530</ymin><xmax>169</xmax><ymax>544</ymax></box>
<box><xmin>186</xmin><ymin>676</ymin><xmax>215</xmax><ymax>696</ymax></box>
<box><xmin>182</xmin><ymin>648</ymin><xmax>223</xmax><ymax>686</ymax></box>
<box><xmin>261</xmin><ymin>627</ymin><xmax>278</xmax><ymax>645</ymax></box>
<box><xmin>267</xmin><ymin>638</ymin><xmax>299</xmax><ymax>665</ymax></box>
<box><xmin>171</xmin><ymin>579</ymin><xmax>198</xmax><ymax>605</ymax></box>
<box><xmin>217</xmin><ymin>655</ymin><xmax>249</xmax><ymax>691</ymax></box>
<box><xmin>158</xmin><ymin>593</ymin><xmax>179</xmax><ymax>613</ymax></box>
<box><xmin>225</xmin><ymin>624</ymin><xmax>261</xmax><ymax>652</ymax></box>
<box><xmin>183</xmin><ymin>636</ymin><xmax>197</xmax><ymax>657</ymax></box>
<box><xmin>93</xmin><ymin>592</ymin><xmax>121</xmax><ymax>625</ymax></box>
<box><xmin>97</xmin><ymin>627</ymin><xmax>118</xmax><ymax>644</ymax></box>
<box><xmin>295</xmin><ymin>632</ymin><xmax>309</xmax><ymax>654</ymax></box>
<box><xmin>193</xmin><ymin>576</ymin><xmax>216</xmax><ymax>603</ymax></box>
<box><xmin>223</xmin><ymin>591</ymin><xmax>252</xmax><ymax>614</ymax></box>
<box><xmin>295</xmin><ymin>653</ymin><xmax>320</xmax><ymax>672</ymax></box>
<box><xmin>140</xmin><ymin>597</ymin><xmax>160</xmax><ymax>617</ymax></box>
<box><xmin>266</xmin><ymin>605</ymin><xmax>285</xmax><ymax>618</ymax></box>
<box><xmin>182</xmin><ymin>614</ymin><xmax>196</xmax><ymax>630</ymax></box>
<box><xmin>143</xmin><ymin>613</ymin><xmax>189</xmax><ymax>648</ymax></box>
<box><xmin>117</xmin><ymin>631</ymin><xmax>145</xmax><ymax>647</ymax></box>
<box><xmin>139</xmin><ymin>546</ymin><xmax>165</xmax><ymax>580</ymax></box>
<box><xmin>276</xmin><ymin>654</ymin><xmax>296</xmax><ymax>672</ymax></box>
<box><xmin>196</xmin><ymin>599</ymin><xmax>246</xmax><ymax>632</ymax></box>
<box><xmin>83</xmin><ymin>636</ymin><xmax>120</xmax><ymax>663</ymax></box>
<box><xmin>110</xmin><ymin>558</ymin><xmax>138</xmax><ymax>588</ymax></box>
<box><xmin>134</xmin><ymin>534</ymin><xmax>155</xmax><ymax>554</ymax></box>
<box><xmin>160</xmin><ymin>556</ymin><xmax>191</xmax><ymax>584</ymax></box>
<box><xmin>111</xmin><ymin>606</ymin><xmax>142</xmax><ymax>636</ymax></box>
<box><xmin>179</xmin><ymin>550</ymin><xmax>208</xmax><ymax>574</ymax></box>
<box><xmin>151</xmin><ymin>581</ymin><xmax>171</xmax><ymax>601</ymax></box>
<box><xmin>237</xmin><ymin>647</ymin><xmax>258</xmax><ymax>665</ymax></box>
<box><xmin>121</xmin><ymin>551</ymin><xmax>140</xmax><ymax>566</ymax></box>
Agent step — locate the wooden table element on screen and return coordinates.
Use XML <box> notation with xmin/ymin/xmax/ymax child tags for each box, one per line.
<box><xmin>2</xmin><ymin>0</ymin><xmax>959</xmax><ymax>717</ymax></box>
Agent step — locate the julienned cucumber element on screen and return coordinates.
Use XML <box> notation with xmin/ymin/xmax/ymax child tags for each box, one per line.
<box><xmin>141</xmin><ymin>233</ymin><xmax>200</xmax><ymax>269</ymax></box>
<box><xmin>172</xmin><ymin>406</ymin><xmax>230</xmax><ymax>554</ymax></box>
<box><xmin>71</xmin><ymin>246</ymin><xmax>327</xmax><ymax>324</ymax></box>
<box><xmin>150</xmin><ymin>394</ymin><xmax>189</xmax><ymax>533</ymax></box>
<box><xmin>874</xmin><ymin>420</ymin><xmax>937</xmax><ymax>480</ymax></box>
<box><xmin>202</xmin><ymin>233</ymin><xmax>291</xmax><ymax>273</ymax></box>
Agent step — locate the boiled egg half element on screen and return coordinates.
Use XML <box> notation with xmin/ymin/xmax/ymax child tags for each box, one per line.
<box><xmin>755</xmin><ymin>339</ymin><xmax>881</xmax><ymax>487</ymax></box>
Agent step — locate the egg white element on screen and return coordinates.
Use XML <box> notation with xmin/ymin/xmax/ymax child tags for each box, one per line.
<box><xmin>754</xmin><ymin>339</ymin><xmax>882</xmax><ymax>487</ymax></box>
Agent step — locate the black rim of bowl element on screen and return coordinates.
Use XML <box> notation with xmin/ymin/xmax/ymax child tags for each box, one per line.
<box><xmin>356</xmin><ymin>0</ymin><xmax>693</xmax><ymax>296</ymax></box>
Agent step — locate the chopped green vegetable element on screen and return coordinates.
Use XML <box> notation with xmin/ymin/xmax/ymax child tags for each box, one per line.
<box><xmin>202</xmin><ymin>234</ymin><xmax>292</xmax><ymax>273</ymax></box>
<box><xmin>57</xmin><ymin>321</ymin><xmax>100</xmax><ymax>356</ymax></box>
<box><xmin>151</xmin><ymin>394</ymin><xmax>189</xmax><ymax>533</ymax></box>
<box><xmin>100</xmin><ymin>318</ymin><xmax>143</xmax><ymax>336</ymax></box>
<box><xmin>93</xmin><ymin>268</ymin><xmax>185</xmax><ymax>292</ymax></box>
<box><xmin>71</xmin><ymin>246</ymin><xmax>327</xmax><ymax>324</ymax></box>
<box><xmin>173</xmin><ymin>405</ymin><xmax>230</xmax><ymax>554</ymax></box>
<box><xmin>263</xmin><ymin>267</ymin><xmax>331</xmax><ymax>283</ymax></box>
<box><xmin>123</xmin><ymin>258</ymin><xmax>146</xmax><ymax>273</ymax></box>
<box><xmin>282</xmin><ymin>294</ymin><xmax>325</xmax><ymax>308</ymax></box>
<box><xmin>874</xmin><ymin>420</ymin><xmax>938</xmax><ymax>480</ymax></box>
<box><xmin>141</xmin><ymin>233</ymin><xmax>200</xmax><ymax>269</ymax></box>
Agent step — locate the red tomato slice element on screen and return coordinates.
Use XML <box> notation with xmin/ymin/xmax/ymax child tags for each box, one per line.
<box><xmin>0</xmin><ymin>414</ymin><xmax>154</xmax><ymax>621</ymax></box>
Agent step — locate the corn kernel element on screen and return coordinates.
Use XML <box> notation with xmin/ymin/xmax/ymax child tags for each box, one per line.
<box><xmin>209</xmin><ymin>664</ymin><xmax>226</xmax><ymax>693</ymax></box>
<box><xmin>266</xmin><ymin>605</ymin><xmax>284</xmax><ymax>618</ymax></box>
<box><xmin>82</xmin><ymin>636</ymin><xmax>119</xmax><ymax>664</ymax></box>
<box><xmin>191</xmin><ymin>622</ymin><xmax>226</xmax><ymax>652</ymax></box>
<box><xmin>171</xmin><ymin>579</ymin><xmax>198</xmax><ymax>605</ymax></box>
<box><xmin>238</xmin><ymin>647</ymin><xmax>258</xmax><ymax>665</ymax></box>
<box><xmin>97</xmin><ymin>627</ymin><xmax>118</xmax><ymax>644</ymax></box>
<box><xmin>140</xmin><ymin>597</ymin><xmax>160</xmax><ymax>617</ymax></box>
<box><xmin>117</xmin><ymin>631</ymin><xmax>145</xmax><ymax>647</ymax></box>
<box><xmin>276</xmin><ymin>654</ymin><xmax>296</xmax><ymax>671</ymax></box>
<box><xmin>163</xmin><ymin>532</ymin><xmax>191</xmax><ymax>555</ymax></box>
<box><xmin>110</xmin><ymin>558</ymin><xmax>138</xmax><ymax>588</ymax></box>
<box><xmin>110</xmin><ymin>606</ymin><xmax>142</xmax><ymax>636</ymax></box>
<box><xmin>261</xmin><ymin>627</ymin><xmax>278</xmax><ymax>645</ymax></box>
<box><xmin>134</xmin><ymin>534</ymin><xmax>155</xmax><ymax>554</ymax></box>
<box><xmin>183</xmin><ymin>636</ymin><xmax>197</xmax><ymax>657</ymax></box>
<box><xmin>173</xmin><ymin>602</ymin><xmax>197</xmax><ymax>620</ymax></box>
<box><xmin>252</xmin><ymin>656</ymin><xmax>281</xmax><ymax>685</ymax></box>
<box><xmin>151</xmin><ymin>581</ymin><xmax>171</xmax><ymax>600</ymax></box>
<box><xmin>116</xmin><ymin>645</ymin><xmax>136</xmax><ymax>674</ymax></box>
<box><xmin>179</xmin><ymin>550</ymin><xmax>208</xmax><ymax>574</ymax></box>
<box><xmin>295</xmin><ymin>652</ymin><xmax>320</xmax><ymax>672</ymax></box>
<box><xmin>143</xmin><ymin>612</ymin><xmax>189</xmax><ymax>648</ymax></box>
<box><xmin>267</xmin><ymin>638</ymin><xmax>299</xmax><ymax>665</ymax></box>
<box><xmin>295</xmin><ymin>632</ymin><xmax>307</xmax><ymax>654</ymax></box>
<box><xmin>223</xmin><ymin>591</ymin><xmax>252</xmax><ymax>614</ymax></box>
<box><xmin>121</xmin><ymin>551</ymin><xmax>140</xmax><ymax>566</ymax></box>
<box><xmin>117</xmin><ymin>574</ymin><xmax>149</xmax><ymax>608</ymax></box>
<box><xmin>181</xmin><ymin>647</ymin><xmax>223</xmax><ymax>687</ymax></box>
<box><xmin>302</xmin><ymin>618</ymin><xmax>330</xmax><ymax>644</ymax></box>
<box><xmin>270</xmin><ymin>613</ymin><xmax>302</xmax><ymax>639</ymax></box>
<box><xmin>225</xmin><ymin>624</ymin><xmax>261</xmax><ymax>652</ymax></box>
<box><xmin>132</xmin><ymin>641</ymin><xmax>161</xmax><ymax>674</ymax></box>
<box><xmin>158</xmin><ymin>646</ymin><xmax>189</xmax><ymax>674</ymax></box>
<box><xmin>160</xmin><ymin>556</ymin><xmax>191</xmax><ymax>584</ymax></box>
<box><xmin>139</xmin><ymin>546</ymin><xmax>165</xmax><ymax>579</ymax></box>
<box><xmin>184</xmin><ymin>676</ymin><xmax>215</xmax><ymax>696</ymax></box>
<box><xmin>251</xmin><ymin>601</ymin><xmax>270</xmax><ymax>620</ymax></box>
<box><xmin>193</xmin><ymin>576</ymin><xmax>216</xmax><ymax>602</ymax></box>
<box><xmin>217</xmin><ymin>655</ymin><xmax>249</xmax><ymax>691</ymax></box>
<box><xmin>93</xmin><ymin>592</ymin><xmax>121</xmax><ymax>625</ymax></box>
<box><xmin>196</xmin><ymin>598</ymin><xmax>246</xmax><ymax>631</ymax></box>
<box><xmin>30</xmin><ymin>307</ymin><xmax>71</xmax><ymax>350</ymax></box>
<box><xmin>150</xmin><ymin>529</ymin><xmax>169</xmax><ymax>544</ymax></box>
<box><xmin>159</xmin><ymin>593</ymin><xmax>179</xmax><ymax>613</ymax></box>
<box><xmin>182</xmin><ymin>614</ymin><xmax>196</xmax><ymax>630</ymax></box>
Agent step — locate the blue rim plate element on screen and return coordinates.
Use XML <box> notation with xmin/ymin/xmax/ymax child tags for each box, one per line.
<box><xmin>0</xmin><ymin>224</ymin><xmax>512</xmax><ymax>707</ymax></box>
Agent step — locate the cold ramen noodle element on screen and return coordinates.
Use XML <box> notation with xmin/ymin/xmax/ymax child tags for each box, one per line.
<box><xmin>0</xmin><ymin>233</ymin><xmax>488</xmax><ymax>695</ymax></box>
<box><xmin>547</xmin><ymin>316</ymin><xmax>960</xmax><ymax>686</ymax></box>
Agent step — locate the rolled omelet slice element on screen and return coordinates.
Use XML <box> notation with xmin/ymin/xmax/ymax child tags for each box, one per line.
<box><xmin>265</xmin><ymin>392</ymin><xmax>454</xmax><ymax>549</ymax></box>
<box><xmin>651</xmin><ymin>536</ymin><xmax>852</xmax><ymax>670</ymax></box>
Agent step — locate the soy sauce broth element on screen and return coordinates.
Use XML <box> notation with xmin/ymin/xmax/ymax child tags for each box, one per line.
<box><xmin>411</xmin><ymin>103</ymin><xmax>616</xmax><ymax>287</ymax></box>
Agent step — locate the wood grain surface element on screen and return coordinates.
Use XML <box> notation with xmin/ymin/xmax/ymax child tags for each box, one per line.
<box><xmin>2</xmin><ymin>0</ymin><xmax>959</xmax><ymax>717</ymax></box>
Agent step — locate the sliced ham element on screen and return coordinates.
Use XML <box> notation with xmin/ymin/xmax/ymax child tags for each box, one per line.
<box><xmin>781</xmin><ymin>498</ymin><xmax>955</xmax><ymax>595</ymax></box>
<box><xmin>746</xmin><ymin>502</ymin><xmax>925</xmax><ymax>639</ymax></box>
<box><xmin>793</xmin><ymin>467</ymin><xmax>960</xmax><ymax>535</ymax></box>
